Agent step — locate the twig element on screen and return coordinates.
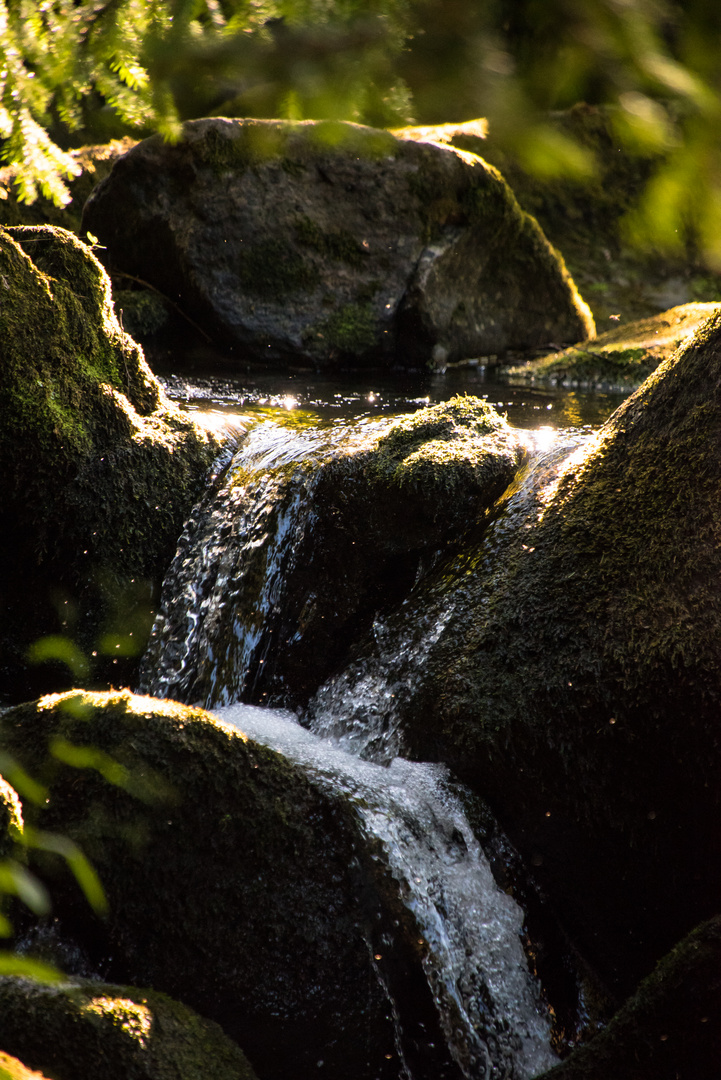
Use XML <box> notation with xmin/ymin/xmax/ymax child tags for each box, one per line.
<box><xmin>112</xmin><ymin>270</ymin><xmax>213</xmax><ymax>343</ymax></box>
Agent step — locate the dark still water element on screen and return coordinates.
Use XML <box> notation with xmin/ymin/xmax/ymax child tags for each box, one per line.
<box><xmin>159</xmin><ymin>362</ymin><xmax>627</xmax><ymax>436</ymax></box>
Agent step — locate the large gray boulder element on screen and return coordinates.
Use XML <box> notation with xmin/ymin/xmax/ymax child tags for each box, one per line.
<box><xmin>82</xmin><ymin>118</ymin><xmax>594</xmax><ymax>369</ymax></box>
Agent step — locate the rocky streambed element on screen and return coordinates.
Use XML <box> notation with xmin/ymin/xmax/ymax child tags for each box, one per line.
<box><xmin>0</xmin><ymin>114</ymin><xmax>720</xmax><ymax>1080</ymax></box>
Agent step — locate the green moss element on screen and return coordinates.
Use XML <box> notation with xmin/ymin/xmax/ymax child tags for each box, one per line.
<box><xmin>294</xmin><ymin>215</ymin><xmax>367</xmax><ymax>268</ymax></box>
<box><xmin>0</xmin><ymin>975</ymin><xmax>258</xmax><ymax>1080</ymax></box>
<box><xmin>0</xmin><ymin>225</ymin><xmax>219</xmax><ymax>701</ymax></box>
<box><xmin>305</xmin><ymin>300</ymin><xmax>377</xmax><ymax>355</ymax></box>
<box><xmin>238</xmin><ymin>238</ymin><xmax>319</xmax><ymax>297</ymax></box>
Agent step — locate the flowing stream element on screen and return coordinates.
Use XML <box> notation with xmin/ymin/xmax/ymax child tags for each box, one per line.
<box><xmin>141</xmin><ymin>371</ymin><xmax>617</xmax><ymax>1079</ymax></box>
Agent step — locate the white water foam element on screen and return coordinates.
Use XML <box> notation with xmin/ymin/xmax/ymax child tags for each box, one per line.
<box><xmin>216</xmin><ymin>703</ymin><xmax>558</xmax><ymax>1080</ymax></box>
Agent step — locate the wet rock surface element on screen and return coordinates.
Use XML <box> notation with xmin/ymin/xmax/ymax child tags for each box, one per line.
<box><xmin>0</xmin><ymin>225</ymin><xmax>220</xmax><ymax>703</ymax></box>
<box><xmin>538</xmin><ymin>916</ymin><xmax>721</xmax><ymax>1080</ymax></box>
<box><xmin>140</xmin><ymin>396</ymin><xmax>525</xmax><ymax>708</ymax></box>
<box><xmin>381</xmin><ymin>311</ymin><xmax>721</xmax><ymax>993</ymax></box>
<box><xmin>82</xmin><ymin>117</ymin><xmax>594</xmax><ymax>369</ymax></box>
<box><xmin>0</xmin><ymin>976</ymin><xmax>258</xmax><ymax>1080</ymax></box>
<box><xmin>503</xmin><ymin>301</ymin><xmax>721</xmax><ymax>390</ymax></box>
<box><xmin>0</xmin><ymin>691</ymin><xmax>461</xmax><ymax>1080</ymax></box>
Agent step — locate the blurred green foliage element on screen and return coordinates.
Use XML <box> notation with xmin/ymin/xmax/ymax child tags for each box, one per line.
<box><xmin>0</xmin><ymin>1</ymin><xmax>720</xmax><ymax>255</ymax></box>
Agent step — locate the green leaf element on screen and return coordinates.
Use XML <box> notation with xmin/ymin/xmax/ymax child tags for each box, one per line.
<box><xmin>23</xmin><ymin>829</ymin><xmax>108</xmax><ymax>917</ymax></box>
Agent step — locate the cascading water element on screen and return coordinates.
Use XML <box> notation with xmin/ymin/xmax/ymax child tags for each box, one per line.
<box><xmin>140</xmin><ymin>408</ymin><xmax>595</xmax><ymax>1080</ymax></box>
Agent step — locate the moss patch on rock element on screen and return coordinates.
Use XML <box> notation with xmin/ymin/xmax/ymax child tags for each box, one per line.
<box><xmin>0</xmin><ymin>225</ymin><xmax>220</xmax><ymax>702</ymax></box>
<box><xmin>504</xmin><ymin>302</ymin><xmax>721</xmax><ymax>390</ymax></box>
<box><xmin>0</xmin><ymin>976</ymin><xmax>258</xmax><ymax>1080</ymax></box>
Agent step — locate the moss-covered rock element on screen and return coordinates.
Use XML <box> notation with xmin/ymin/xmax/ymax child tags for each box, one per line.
<box><xmin>0</xmin><ymin>691</ymin><xmax>459</xmax><ymax>1080</ymax></box>
<box><xmin>348</xmin><ymin>312</ymin><xmax>721</xmax><ymax>994</ymax></box>
<box><xmin>0</xmin><ymin>976</ymin><xmax>258</xmax><ymax>1080</ymax></box>
<box><xmin>539</xmin><ymin>917</ymin><xmax>721</xmax><ymax>1080</ymax></box>
<box><xmin>0</xmin><ymin>779</ymin><xmax>23</xmax><ymax>861</ymax></box>
<box><xmin>0</xmin><ymin>226</ymin><xmax>221</xmax><ymax>703</ymax></box>
<box><xmin>425</xmin><ymin>105</ymin><xmax>721</xmax><ymax>327</ymax></box>
<box><xmin>141</xmin><ymin>396</ymin><xmax>525</xmax><ymax>708</ymax></box>
<box><xmin>81</xmin><ymin>117</ymin><xmax>594</xmax><ymax>369</ymax></box>
<box><xmin>503</xmin><ymin>302</ymin><xmax>720</xmax><ymax>390</ymax></box>
<box><xmin>0</xmin><ymin>1050</ymin><xmax>51</xmax><ymax>1080</ymax></box>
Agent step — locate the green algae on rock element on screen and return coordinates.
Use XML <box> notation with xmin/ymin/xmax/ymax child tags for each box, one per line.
<box><xmin>0</xmin><ymin>226</ymin><xmax>221</xmax><ymax>703</ymax></box>
<box><xmin>0</xmin><ymin>690</ymin><xmax>457</xmax><ymax>1080</ymax></box>
<box><xmin>538</xmin><ymin>916</ymin><xmax>721</xmax><ymax>1080</ymax></box>
<box><xmin>503</xmin><ymin>302</ymin><xmax>721</xmax><ymax>390</ymax></box>
<box><xmin>0</xmin><ymin>976</ymin><xmax>258</xmax><ymax>1080</ymax></box>
<box><xmin>81</xmin><ymin>117</ymin><xmax>594</xmax><ymax>370</ymax></box>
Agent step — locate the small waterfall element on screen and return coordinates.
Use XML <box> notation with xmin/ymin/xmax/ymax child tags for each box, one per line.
<box><xmin>139</xmin><ymin>413</ymin><xmax>595</xmax><ymax>1079</ymax></box>
<box><xmin>139</xmin><ymin>416</ymin><xmax>391</xmax><ymax>705</ymax></box>
<box><xmin>307</xmin><ymin>433</ymin><xmax>592</xmax><ymax>762</ymax></box>
<box><xmin>216</xmin><ymin>703</ymin><xmax>558</xmax><ymax>1080</ymax></box>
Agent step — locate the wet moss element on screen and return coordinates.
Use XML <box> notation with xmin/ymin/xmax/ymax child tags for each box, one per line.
<box><xmin>371</xmin><ymin>395</ymin><xmax>522</xmax><ymax>496</ymax></box>
<box><xmin>505</xmin><ymin>302</ymin><xmax>720</xmax><ymax>390</ymax></box>
<box><xmin>0</xmin><ymin>975</ymin><xmax>258</xmax><ymax>1080</ymax></box>
<box><xmin>305</xmin><ymin>300</ymin><xmax>377</xmax><ymax>356</ymax></box>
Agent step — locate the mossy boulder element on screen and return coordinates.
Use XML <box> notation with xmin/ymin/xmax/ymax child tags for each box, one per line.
<box><xmin>539</xmin><ymin>917</ymin><xmax>721</xmax><ymax>1080</ymax></box>
<box><xmin>141</xmin><ymin>396</ymin><xmax>525</xmax><ymax>708</ymax></box>
<box><xmin>0</xmin><ymin>778</ymin><xmax>23</xmax><ymax>860</ymax></box>
<box><xmin>0</xmin><ymin>977</ymin><xmax>257</xmax><ymax>1080</ymax></box>
<box><xmin>0</xmin><ymin>1050</ymin><xmax>51</xmax><ymax>1080</ymax></box>
<box><xmin>81</xmin><ymin>117</ymin><xmax>594</xmax><ymax>370</ymax></box>
<box><xmin>0</xmin><ymin>690</ymin><xmax>459</xmax><ymax>1080</ymax></box>
<box><xmin>431</xmin><ymin>105</ymin><xmax>721</xmax><ymax>326</ymax></box>
<box><xmin>0</xmin><ymin>225</ymin><xmax>221</xmax><ymax>703</ymax></box>
<box><xmin>330</xmin><ymin>312</ymin><xmax>721</xmax><ymax>994</ymax></box>
<box><xmin>504</xmin><ymin>302</ymin><xmax>721</xmax><ymax>390</ymax></box>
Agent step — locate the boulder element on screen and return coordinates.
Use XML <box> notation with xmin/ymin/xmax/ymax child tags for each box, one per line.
<box><xmin>0</xmin><ymin>977</ymin><xmax>258</xmax><ymax>1080</ymax></box>
<box><xmin>81</xmin><ymin>118</ymin><xmax>594</xmax><ymax>369</ymax></box>
<box><xmin>323</xmin><ymin>311</ymin><xmax>721</xmax><ymax>994</ymax></box>
<box><xmin>503</xmin><ymin>302</ymin><xmax>720</xmax><ymax>390</ymax></box>
<box><xmin>539</xmin><ymin>917</ymin><xmax>721</xmax><ymax>1080</ymax></box>
<box><xmin>0</xmin><ymin>690</ymin><xmax>460</xmax><ymax>1080</ymax></box>
<box><xmin>433</xmin><ymin>105</ymin><xmax>721</xmax><ymax>326</ymax></box>
<box><xmin>140</xmin><ymin>396</ymin><xmax>525</xmax><ymax>708</ymax></box>
<box><xmin>0</xmin><ymin>1050</ymin><xmax>51</xmax><ymax>1080</ymax></box>
<box><xmin>0</xmin><ymin>225</ymin><xmax>221</xmax><ymax>703</ymax></box>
